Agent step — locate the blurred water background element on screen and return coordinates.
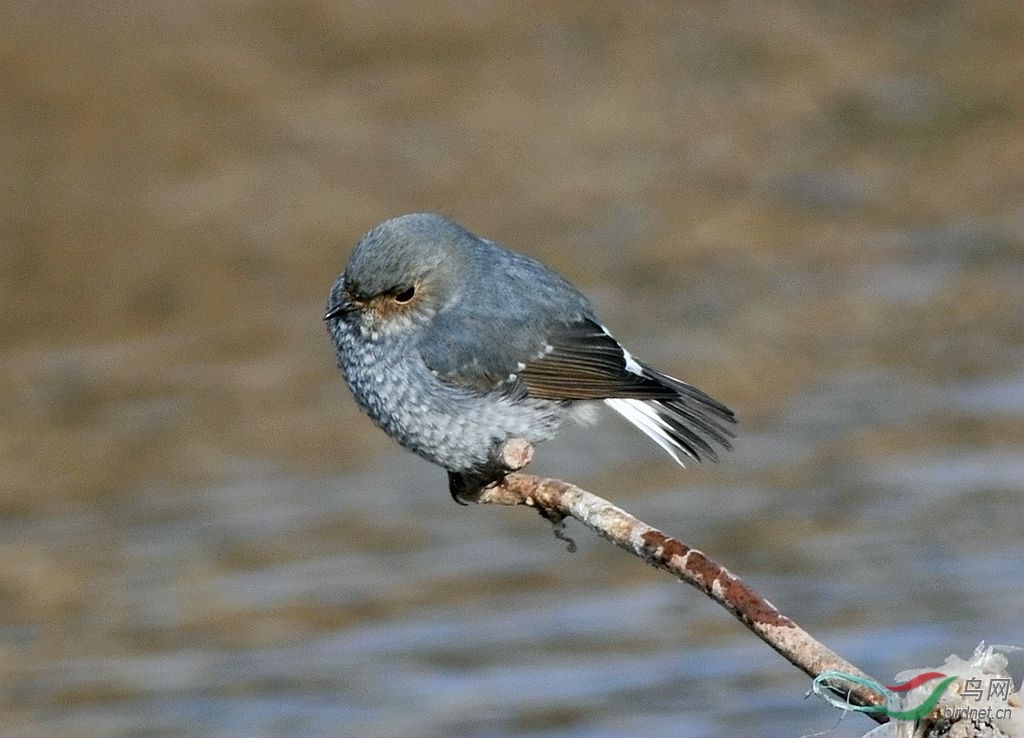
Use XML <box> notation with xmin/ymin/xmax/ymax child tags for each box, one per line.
<box><xmin>2</xmin><ymin>2</ymin><xmax>1022</xmax><ymax>736</ymax></box>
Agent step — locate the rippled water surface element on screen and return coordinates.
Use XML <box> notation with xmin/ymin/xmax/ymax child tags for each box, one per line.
<box><xmin>2</xmin><ymin>3</ymin><xmax>1022</xmax><ymax>736</ymax></box>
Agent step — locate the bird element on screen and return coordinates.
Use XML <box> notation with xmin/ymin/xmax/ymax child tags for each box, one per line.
<box><xmin>324</xmin><ymin>213</ymin><xmax>736</xmax><ymax>502</ymax></box>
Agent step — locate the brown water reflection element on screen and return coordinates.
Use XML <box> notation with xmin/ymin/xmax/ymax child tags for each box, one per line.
<box><xmin>2</xmin><ymin>3</ymin><xmax>1022</xmax><ymax>736</ymax></box>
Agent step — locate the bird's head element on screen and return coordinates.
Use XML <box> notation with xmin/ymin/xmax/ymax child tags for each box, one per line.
<box><xmin>324</xmin><ymin>213</ymin><xmax>469</xmax><ymax>341</ymax></box>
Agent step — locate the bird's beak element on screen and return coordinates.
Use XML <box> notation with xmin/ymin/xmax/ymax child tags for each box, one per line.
<box><xmin>323</xmin><ymin>304</ymin><xmax>346</xmax><ymax>321</ymax></box>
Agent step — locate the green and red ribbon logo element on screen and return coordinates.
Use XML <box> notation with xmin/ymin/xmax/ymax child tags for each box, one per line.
<box><xmin>813</xmin><ymin>669</ymin><xmax>960</xmax><ymax>722</ymax></box>
<box><xmin>871</xmin><ymin>672</ymin><xmax>958</xmax><ymax>720</ymax></box>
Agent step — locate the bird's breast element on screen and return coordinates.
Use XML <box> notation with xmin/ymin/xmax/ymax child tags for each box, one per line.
<box><xmin>332</xmin><ymin>324</ymin><xmax>567</xmax><ymax>472</ymax></box>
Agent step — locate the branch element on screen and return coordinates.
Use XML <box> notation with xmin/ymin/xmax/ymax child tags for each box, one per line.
<box><xmin>472</xmin><ymin>439</ymin><xmax>888</xmax><ymax>723</ymax></box>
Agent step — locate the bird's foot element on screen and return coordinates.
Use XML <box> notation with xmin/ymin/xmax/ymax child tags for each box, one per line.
<box><xmin>447</xmin><ymin>437</ymin><xmax>535</xmax><ymax>504</ymax></box>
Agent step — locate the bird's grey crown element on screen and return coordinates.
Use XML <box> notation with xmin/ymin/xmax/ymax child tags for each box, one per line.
<box><xmin>342</xmin><ymin>213</ymin><xmax>473</xmax><ymax>303</ymax></box>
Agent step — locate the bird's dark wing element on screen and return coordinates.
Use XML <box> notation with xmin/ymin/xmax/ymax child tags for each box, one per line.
<box><xmin>515</xmin><ymin>320</ymin><xmax>675</xmax><ymax>400</ymax></box>
<box><xmin>518</xmin><ymin>320</ymin><xmax>737</xmax><ymax>462</ymax></box>
<box><xmin>421</xmin><ymin>313</ymin><xmax>667</xmax><ymax>400</ymax></box>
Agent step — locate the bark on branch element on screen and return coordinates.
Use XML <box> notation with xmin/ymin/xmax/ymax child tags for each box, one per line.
<box><xmin>471</xmin><ymin>438</ymin><xmax>889</xmax><ymax>724</ymax></box>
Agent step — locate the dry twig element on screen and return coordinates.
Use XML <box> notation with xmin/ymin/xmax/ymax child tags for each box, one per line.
<box><xmin>470</xmin><ymin>438</ymin><xmax>889</xmax><ymax>723</ymax></box>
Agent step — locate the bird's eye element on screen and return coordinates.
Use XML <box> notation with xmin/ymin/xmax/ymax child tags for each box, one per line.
<box><xmin>393</xmin><ymin>286</ymin><xmax>416</xmax><ymax>303</ymax></box>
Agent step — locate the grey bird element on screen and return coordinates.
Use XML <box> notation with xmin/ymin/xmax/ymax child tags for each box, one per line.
<box><xmin>324</xmin><ymin>213</ymin><xmax>736</xmax><ymax>502</ymax></box>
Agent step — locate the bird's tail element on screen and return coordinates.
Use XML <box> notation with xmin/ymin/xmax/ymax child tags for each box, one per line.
<box><xmin>604</xmin><ymin>363</ymin><xmax>736</xmax><ymax>466</ymax></box>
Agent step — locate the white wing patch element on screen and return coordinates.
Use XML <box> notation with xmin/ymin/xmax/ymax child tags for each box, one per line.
<box><xmin>598</xmin><ymin>323</ymin><xmax>644</xmax><ymax>375</ymax></box>
<box><xmin>621</xmin><ymin>347</ymin><xmax>643</xmax><ymax>376</ymax></box>
<box><xmin>604</xmin><ymin>398</ymin><xmax>688</xmax><ymax>467</ymax></box>
<box><xmin>598</xmin><ymin>325</ymin><xmax>689</xmax><ymax>463</ymax></box>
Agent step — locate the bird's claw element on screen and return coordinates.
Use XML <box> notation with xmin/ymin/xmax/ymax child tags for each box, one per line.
<box><xmin>447</xmin><ymin>437</ymin><xmax>535</xmax><ymax>504</ymax></box>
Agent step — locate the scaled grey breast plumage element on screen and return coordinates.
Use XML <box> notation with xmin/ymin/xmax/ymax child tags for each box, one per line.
<box><xmin>324</xmin><ymin>213</ymin><xmax>736</xmax><ymax>501</ymax></box>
